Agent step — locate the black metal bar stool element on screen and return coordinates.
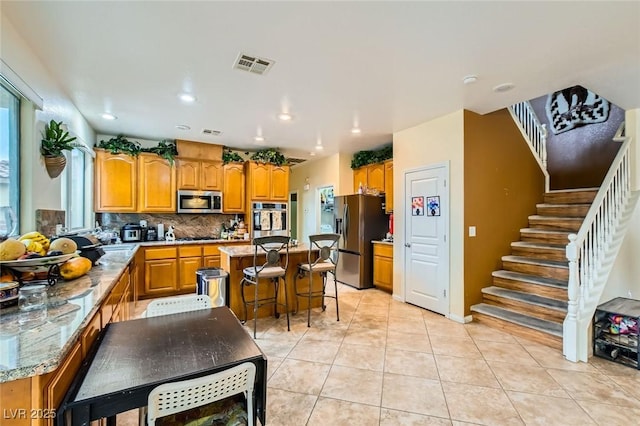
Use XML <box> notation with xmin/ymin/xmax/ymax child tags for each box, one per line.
<box><xmin>294</xmin><ymin>233</ymin><xmax>340</xmax><ymax>327</ymax></box>
<box><xmin>240</xmin><ymin>235</ymin><xmax>290</xmax><ymax>338</ymax></box>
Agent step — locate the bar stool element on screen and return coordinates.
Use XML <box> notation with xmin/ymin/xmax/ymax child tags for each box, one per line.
<box><xmin>240</xmin><ymin>235</ymin><xmax>290</xmax><ymax>338</ymax></box>
<box><xmin>294</xmin><ymin>233</ymin><xmax>340</xmax><ymax>327</ymax></box>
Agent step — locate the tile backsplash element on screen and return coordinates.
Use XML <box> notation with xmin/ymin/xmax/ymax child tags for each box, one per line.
<box><xmin>97</xmin><ymin>213</ymin><xmax>243</xmax><ymax>239</ymax></box>
<box><xmin>35</xmin><ymin>209</ymin><xmax>65</xmax><ymax>237</ymax></box>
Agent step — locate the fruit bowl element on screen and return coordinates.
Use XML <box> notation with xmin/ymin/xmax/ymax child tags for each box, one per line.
<box><xmin>0</xmin><ymin>252</ymin><xmax>79</xmax><ymax>273</ymax></box>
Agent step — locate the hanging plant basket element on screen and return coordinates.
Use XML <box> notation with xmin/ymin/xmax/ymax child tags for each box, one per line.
<box><xmin>44</xmin><ymin>155</ymin><xmax>67</xmax><ymax>178</ymax></box>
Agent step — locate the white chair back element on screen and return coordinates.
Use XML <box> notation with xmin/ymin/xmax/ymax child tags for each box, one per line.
<box><xmin>144</xmin><ymin>294</ymin><xmax>211</xmax><ymax>318</ymax></box>
<box><xmin>147</xmin><ymin>362</ymin><xmax>256</xmax><ymax>426</ymax></box>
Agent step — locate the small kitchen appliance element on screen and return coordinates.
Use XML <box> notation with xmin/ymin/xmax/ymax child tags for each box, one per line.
<box><xmin>145</xmin><ymin>227</ymin><xmax>157</xmax><ymax>241</ymax></box>
<box><xmin>64</xmin><ymin>235</ymin><xmax>106</xmax><ymax>265</ymax></box>
<box><xmin>120</xmin><ymin>223</ymin><xmax>144</xmax><ymax>242</ymax></box>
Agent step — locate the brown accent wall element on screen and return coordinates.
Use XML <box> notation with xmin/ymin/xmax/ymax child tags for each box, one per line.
<box><xmin>463</xmin><ymin>109</ymin><xmax>544</xmax><ymax>314</ymax></box>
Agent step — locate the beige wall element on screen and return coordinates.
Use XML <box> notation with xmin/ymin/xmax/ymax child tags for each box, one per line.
<box><xmin>393</xmin><ymin>110</ymin><xmax>465</xmax><ymax>320</ymax></box>
<box><xmin>2</xmin><ymin>14</ymin><xmax>95</xmax><ymax>232</ymax></box>
<box><xmin>289</xmin><ymin>153</ymin><xmax>353</xmax><ymax>243</ymax></box>
<box><xmin>603</xmin><ymin>108</ymin><xmax>640</xmax><ymax>301</ymax></box>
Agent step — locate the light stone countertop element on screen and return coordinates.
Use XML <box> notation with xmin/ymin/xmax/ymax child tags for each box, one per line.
<box><xmin>219</xmin><ymin>243</ymin><xmax>313</xmax><ymax>257</ymax></box>
<box><xmin>0</xmin><ymin>246</ymin><xmax>138</xmax><ymax>383</ymax></box>
<box><xmin>0</xmin><ymin>239</ymin><xmax>251</xmax><ymax>383</ymax></box>
<box><xmin>372</xmin><ymin>240</ymin><xmax>393</xmax><ymax>245</ymax></box>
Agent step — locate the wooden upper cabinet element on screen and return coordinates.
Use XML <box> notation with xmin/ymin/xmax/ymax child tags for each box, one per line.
<box><xmin>94</xmin><ymin>149</ymin><xmax>137</xmax><ymax>212</ymax></box>
<box><xmin>368</xmin><ymin>164</ymin><xmax>385</xmax><ymax>192</ymax></box>
<box><xmin>353</xmin><ymin>167</ymin><xmax>367</xmax><ymax>193</ymax></box>
<box><xmin>352</xmin><ymin>163</ymin><xmax>384</xmax><ymax>194</ymax></box>
<box><xmin>270</xmin><ymin>165</ymin><xmax>290</xmax><ymax>201</ymax></box>
<box><xmin>247</xmin><ymin>162</ymin><xmax>271</xmax><ymax>200</ymax></box>
<box><xmin>223</xmin><ymin>163</ymin><xmax>245</xmax><ymax>213</ymax></box>
<box><xmin>137</xmin><ymin>153</ymin><xmax>176</xmax><ymax>212</ymax></box>
<box><xmin>177</xmin><ymin>158</ymin><xmax>200</xmax><ymax>190</ymax></box>
<box><xmin>384</xmin><ymin>160</ymin><xmax>393</xmax><ymax>213</ymax></box>
<box><xmin>177</xmin><ymin>159</ymin><xmax>223</xmax><ymax>191</ymax></box>
<box><xmin>201</xmin><ymin>161</ymin><xmax>223</xmax><ymax>191</ymax></box>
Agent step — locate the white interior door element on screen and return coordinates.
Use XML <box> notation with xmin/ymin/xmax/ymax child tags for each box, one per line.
<box><xmin>404</xmin><ymin>163</ymin><xmax>449</xmax><ymax>315</ymax></box>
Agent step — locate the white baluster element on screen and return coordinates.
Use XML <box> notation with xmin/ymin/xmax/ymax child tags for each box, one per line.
<box><xmin>564</xmin><ymin>234</ymin><xmax>580</xmax><ymax>361</ymax></box>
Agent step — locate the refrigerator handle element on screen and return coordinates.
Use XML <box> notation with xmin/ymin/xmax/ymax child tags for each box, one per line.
<box><xmin>343</xmin><ymin>203</ymin><xmax>349</xmax><ymax>241</ymax></box>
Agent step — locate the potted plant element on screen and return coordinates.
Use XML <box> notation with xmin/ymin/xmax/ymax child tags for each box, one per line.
<box><xmin>41</xmin><ymin>119</ymin><xmax>78</xmax><ymax>178</ymax></box>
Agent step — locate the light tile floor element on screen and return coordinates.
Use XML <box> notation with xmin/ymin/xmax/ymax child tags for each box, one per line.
<box><xmin>119</xmin><ymin>285</ymin><xmax>640</xmax><ymax>425</ymax></box>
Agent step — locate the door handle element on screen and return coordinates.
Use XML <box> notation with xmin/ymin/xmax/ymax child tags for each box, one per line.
<box><xmin>404</xmin><ymin>243</ymin><xmax>411</xmax><ymax>248</ymax></box>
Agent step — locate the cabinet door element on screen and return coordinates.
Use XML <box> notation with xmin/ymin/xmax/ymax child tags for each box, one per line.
<box><xmin>94</xmin><ymin>150</ymin><xmax>137</xmax><ymax>212</ymax></box>
<box><xmin>44</xmin><ymin>341</ymin><xmax>82</xmax><ymax>426</ymax></box>
<box><xmin>179</xmin><ymin>256</ymin><xmax>203</xmax><ymax>292</ymax></box>
<box><xmin>353</xmin><ymin>167</ymin><xmax>368</xmax><ymax>193</ymax></box>
<box><xmin>144</xmin><ymin>259</ymin><xmax>179</xmax><ymax>295</ymax></box>
<box><xmin>270</xmin><ymin>165</ymin><xmax>290</xmax><ymax>201</ymax></box>
<box><xmin>249</xmin><ymin>162</ymin><xmax>271</xmax><ymax>200</ymax></box>
<box><xmin>384</xmin><ymin>160</ymin><xmax>393</xmax><ymax>213</ymax></box>
<box><xmin>367</xmin><ymin>163</ymin><xmax>385</xmax><ymax>192</ymax></box>
<box><xmin>138</xmin><ymin>153</ymin><xmax>177</xmax><ymax>212</ymax></box>
<box><xmin>201</xmin><ymin>161</ymin><xmax>223</xmax><ymax>191</ymax></box>
<box><xmin>177</xmin><ymin>158</ymin><xmax>200</xmax><ymax>190</ymax></box>
<box><xmin>373</xmin><ymin>254</ymin><xmax>393</xmax><ymax>292</ymax></box>
<box><xmin>223</xmin><ymin>163</ymin><xmax>245</xmax><ymax>213</ymax></box>
<box><xmin>203</xmin><ymin>255</ymin><xmax>221</xmax><ymax>268</ymax></box>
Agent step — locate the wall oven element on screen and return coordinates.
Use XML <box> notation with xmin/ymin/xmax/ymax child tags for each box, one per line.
<box><xmin>177</xmin><ymin>190</ymin><xmax>222</xmax><ymax>213</ymax></box>
<box><xmin>252</xmin><ymin>202</ymin><xmax>288</xmax><ymax>238</ymax></box>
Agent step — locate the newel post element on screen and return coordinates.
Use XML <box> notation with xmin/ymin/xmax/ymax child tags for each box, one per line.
<box><xmin>563</xmin><ymin>234</ymin><xmax>580</xmax><ymax>362</ymax></box>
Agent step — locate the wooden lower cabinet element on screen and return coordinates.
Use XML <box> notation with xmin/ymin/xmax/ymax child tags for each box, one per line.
<box><xmin>373</xmin><ymin>243</ymin><xmax>393</xmax><ymax>293</ymax></box>
<box><xmin>178</xmin><ymin>245</ymin><xmax>203</xmax><ymax>292</ymax></box>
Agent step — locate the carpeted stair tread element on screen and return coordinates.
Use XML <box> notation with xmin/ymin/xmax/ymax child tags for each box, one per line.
<box><xmin>502</xmin><ymin>255</ymin><xmax>568</xmax><ymax>268</ymax></box>
<box><xmin>482</xmin><ymin>286</ymin><xmax>567</xmax><ymax>311</ymax></box>
<box><xmin>511</xmin><ymin>241</ymin><xmax>565</xmax><ymax>250</ymax></box>
<box><xmin>520</xmin><ymin>228</ymin><xmax>571</xmax><ymax>235</ymax></box>
<box><xmin>470</xmin><ymin>304</ymin><xmax>563</xmax><ymax>337</ymax></box>
<box><xmin>492</xmin><ymin>270</ymin><xmax>567</xmax><ymax>288</ymax></box>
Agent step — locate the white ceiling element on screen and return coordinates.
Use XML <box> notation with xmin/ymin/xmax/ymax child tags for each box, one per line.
<box><xmin>3</xmin><ymin>1</ymin><xmax>639</xmax><ymax>160</ymax></box>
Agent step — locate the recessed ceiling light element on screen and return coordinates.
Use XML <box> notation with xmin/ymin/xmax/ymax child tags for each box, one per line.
<box><xmin>175</xmin><ymin>124</ymin><xmax>191</xmax><ymax>130</ymax></box>
<box><xmin>277</xmin><ymin>112</ymin><xmax>293</xmax><ymax>121</ymax></box>
<box><xmin>179</xmin><ymin>93</ymin><xmax>197</xmax><ymax>103</ymax></box>
<box><xmin>254</xmin><ymin>135</ymin><xmax>264</xmax><ymax>142</ymax></box>
<box><xmin>462</xmin><ymin>75</ymin><xmax>478</xmax><ymax>85</ymax></box>
<box><xmin>101</xmin><ymin>112</ymin><xmax>117</xmax><ymax>120</ymax></box>
<box><xmin>315</xmin><ymin>145</ymin><xmax>324</xmax><ymax>151</ymax></box>
<box><xmin>493</xmin><ymin>83</ymin><xmax>515</xmax><ymax>93</ymax></box>
<box><xmin>309</xmin><ymin>151</ymin><xmax>316</xmax><ymax>156</ymax></box>
<box><xmin>351</xmin><ymin>127</ymin><xmax>361</xmax><ymax>135</ymax></box>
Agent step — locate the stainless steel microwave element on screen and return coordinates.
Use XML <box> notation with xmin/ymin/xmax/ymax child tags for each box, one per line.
<box><xmin>177</xmin><ymin>190</ymin><xmax>222</xmax><ymax>213</ymax></box>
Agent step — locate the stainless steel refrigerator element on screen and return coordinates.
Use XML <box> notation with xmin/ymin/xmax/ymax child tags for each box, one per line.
<box><xmin>334</xmin><ymin>194</ymin><xmax>388</xmax><ymax>289</ymax></box>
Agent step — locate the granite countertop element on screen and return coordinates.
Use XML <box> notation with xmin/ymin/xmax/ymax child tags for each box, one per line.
<box><xmin>0</xmin><ymin>246</ymin><xmax>137</xmax><ymax>383</ymax></box>
<box><xmin>219</xmin><ymin>243</ymin><xmax>313</xmax><ymax>257</ymax></box>
<box><xmin>372</xmin><ymin>240</ymin><xmax>393</xmax><ymax>245</ymax></box>
<box><xmin>102</xmin><ymin>238</ymin><xmax>249</xmax><ymax>251</ymax></box>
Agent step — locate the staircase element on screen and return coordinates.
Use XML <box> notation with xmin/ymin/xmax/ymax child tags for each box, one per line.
<box><xmin>470</xmin><ymin>188</ymin><xmax>597</xmax><ymax>349</ymax></box>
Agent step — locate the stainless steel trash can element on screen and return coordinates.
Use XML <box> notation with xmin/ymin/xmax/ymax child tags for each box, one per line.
<box><xmin>196</xmin><ymin>267</ymin><xmax>228</xmax><ymax>307</ymax></box>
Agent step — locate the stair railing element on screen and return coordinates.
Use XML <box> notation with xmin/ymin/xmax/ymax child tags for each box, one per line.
<box><xmin>564</xmin><ymin>122</ymin><xmax>633</xmax><ymax>362</ymax></box>
<box><xmin>509</xmin><ymin>101</ymin><xmax>549</xmax><ymax>192</ymax></box>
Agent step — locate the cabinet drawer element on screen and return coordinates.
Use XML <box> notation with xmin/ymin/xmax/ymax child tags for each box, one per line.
<box><xmin>179</xmin><ymin>245</ymin><xmax>202</xmax><ymax>257</ymax></box>
<box><xmin>145</xmin><ymin>247</ymin><xmax>177</xmax><ymax>260</ymax></box>
<box><xmin>373</xmin><ymin>243</ymin><xmax>393</xmax><ymax>258</ymax></box>
<box><xmin>203</xmin><ymin>245</ymin><xmax>221</xmax><ymax>256</ymax></box>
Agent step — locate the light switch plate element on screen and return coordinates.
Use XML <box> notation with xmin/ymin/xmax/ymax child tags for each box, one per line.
<box><xmin>469</xmin><ymin>226</ymin><xmax>476</xmax><ymax>237</ymax></box>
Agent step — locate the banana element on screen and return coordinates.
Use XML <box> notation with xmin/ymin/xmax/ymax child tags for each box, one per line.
<box><xmin>19</xmin><ymin>232</ymin><xmax>50</xmax><ymax>251</ymax></box>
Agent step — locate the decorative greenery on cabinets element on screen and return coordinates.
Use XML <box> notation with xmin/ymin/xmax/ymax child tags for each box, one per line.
<box><xmin>351</xmin><ymin>144</ymin><xmax>393</xmax><ymax>169</ymax></box>
<box><xmin>96</xmin><ymin>135</ymin><xmax>178</xmax><ymax>166</ymax></box>
<box><xmin>250</xmin><ymin>148</ymin><xmax>288</xmax><ymax>166</ymax></box>
<box><xmin>222</xmin><ymin>147</ymin><xmax>246</xmax><ymax>164</ymax></box>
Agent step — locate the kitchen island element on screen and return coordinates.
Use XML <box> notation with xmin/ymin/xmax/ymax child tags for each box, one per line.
<box><xmin>219</xmin><ymin>243</ymin><xmax>324</xmax><ymax>320</ymax></box>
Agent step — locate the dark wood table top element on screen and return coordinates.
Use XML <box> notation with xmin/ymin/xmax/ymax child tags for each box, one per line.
<box><xmin>72</xmin><ymin>306</ymin><xmax>265</xmax><ymax>404</ymax></box>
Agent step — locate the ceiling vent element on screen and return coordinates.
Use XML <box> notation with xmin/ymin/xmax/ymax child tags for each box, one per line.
<box><xmin>233</xmin><ymin>53</ymin><xmax>275</xmax><ymax>75</ymax></box>
<box><xmin>202</xmin><ymin>129</ymin><xmax>222</xmax><ymax>136</ymax></box>
<box><xmin>287</xmin><ymin>157</ymin><xmax>307</xmax><ymax>165</ymax></box>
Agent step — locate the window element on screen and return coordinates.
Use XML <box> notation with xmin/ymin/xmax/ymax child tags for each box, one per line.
<box><xmin>62</xmin><ymin>141</ymin><xmax>92</xmax><ymax>232</ymax></box>
<box><xmin>0</xmin><ymin>82</ymin><xmax>20</xmax><ymax>237</ymax></box>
